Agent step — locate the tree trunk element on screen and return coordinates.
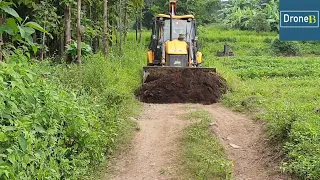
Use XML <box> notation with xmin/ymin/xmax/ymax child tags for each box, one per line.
<box><xmin>0</xmin><ymin>14</ymin><xmax>3</xmax><ymax>61</ymax></box>
<box><xmin>123</xmin><ymin>0</ymin><xmax>128</xmax><ymax>43</ymax></box>
<box><xmin>40</xmin><ymin>16</ymin><xmax>46</xmax><ymax>61</ymax></box>
<box><xmin>135</xmin><ymin>8</ymin><xmax>138</xmax><ymax>41</ymax></box>
<box><xmin>111</xmin><ymin>20</ymin><xmax>115</xmax><ymax>47</ymax></box>
<box><xmin>139</xmin><ymin>8</ymin><xmax>142</xmax><ymax>43</ymax></box>
<box><xmin>40</xmin><ymin>32</ymin><xmax>46</xmax><ymax>61</ymax></box>
<box><xmin>65</xmin><ymin>4</ymin><xmax>72</xmax><ymax>63</ymax></box>
<box><xmin>119</xmin><ymin>0</ymin><xmax>123</xmax><ymax>56</ymax></box>
<box><xmin>60</xmin><ymin>34</ymin><xmax>64</xmax><ymax>57</ymax></box>
<box><xmin>92</xmin><ymin>1</ymin><xmax>98</xmax><ymax>53</ymax></box>
<box><xmin>103</xmin><ymin>0</ymin><xmax>108</xmax><ymax>57</ymax></box>
<box><xmin>116</xmin><ymin>19</ymin><xmax>119</xmax><ymax>45</ymax></box>
<box><xmin>76</xmin><ymin>0</ymin><xmax>81</xmax><ymax>65</ymax></box>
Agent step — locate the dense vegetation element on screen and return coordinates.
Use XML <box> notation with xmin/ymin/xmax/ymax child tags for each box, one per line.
<box><xmin>1</xmin><ymin>0</ymin><xmax>319</xmax><ymax>179</ymax></box>
<box><xmin>220</xmin><ymin>0</ymin><xmax>279</xmax><ymax>32</ymax></box>
<box><xmin>0</xmin><ymin>36</ymin><xmax>145</xmax><ymax>179</ymax></box>
<box><xmin>203</xmin><ymin>26</ymin><xmax>320</xmax><ymax>179</ymax></box>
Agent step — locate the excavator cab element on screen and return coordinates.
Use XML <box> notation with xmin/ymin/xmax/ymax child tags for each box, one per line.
<box><xmin>143</xmin><ymin>0</ymin><xmax>216</xmax><ymax>83</ymax></box>
<box><xmin>147</xmin><ymin>14</ymin><xmax>201</xmax><ymax>67</ymax></box>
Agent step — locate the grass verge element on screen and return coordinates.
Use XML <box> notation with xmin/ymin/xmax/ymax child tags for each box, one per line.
<box><xmin>202</xmin><ymin>26</ymin><xmax>320</xmax><ymax>179</ymax></box>
<box><xmin>180</xmin><ymin>110</ymin><xmax>232</xmax><ymax>180</ymax></box>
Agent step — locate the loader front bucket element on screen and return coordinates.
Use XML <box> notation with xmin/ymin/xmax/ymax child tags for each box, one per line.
<box><xmin>142</xmin><ymin>66</ymin><xmax>217</xmax><ymax>84</ymax></box>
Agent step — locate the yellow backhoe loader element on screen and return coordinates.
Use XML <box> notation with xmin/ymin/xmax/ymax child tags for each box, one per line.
<box><xmin>143</xmin><ymin>0</ymin><xmax>216</xmax><ymax>83</ymax></box>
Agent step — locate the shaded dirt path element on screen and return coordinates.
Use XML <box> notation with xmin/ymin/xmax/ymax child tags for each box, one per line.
<box><xmin>108</xmin><ymin>103</ymin><xmax>288</xmax><ymax>180</ymax></box>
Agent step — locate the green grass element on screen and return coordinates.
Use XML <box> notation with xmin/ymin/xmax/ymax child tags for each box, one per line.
<box><xmin>201</xmin><ymin>26</ymin><xmax>320</xmax><ymax>179</ymax></box>
<box><xmin>180</xmin><ymin>110</ymin><xmax>232</xmax><ymax>180</ymax></box>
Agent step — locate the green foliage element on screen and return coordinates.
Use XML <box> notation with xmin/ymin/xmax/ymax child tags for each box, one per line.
<box><xmin>0</xmin><ymin>38</ymin><xmax>145</xmax><ymax>179</ymax></box>
<box><xmin>0</xmin><ymin>1</ymin><xmax>50</xmax><ymax>57</ymax></box>
<box><xmin>270</xmin><ymin>39</ymin><xmax>301</xmax><ymax>56</ymax></box>
<box><xmin>202</xmin><ymin>26</ymin><xmax>320</xmax><ymax>179</ymax></box>
<box><xmin>220</xmin><ymin>0</ymin><xmax>279</xmax><ymax>32</ymax></box>
<box><xmin>33</xmin><ymin>1</ymin><xmax>60</xmax><ymax>34</ymax></box>
<box><xmin>143</xmin><ymin>0</ymin><xmax>220</xmax><ymax>27</ymax></box>
<box><xmin>66</xmin><ymin>41</ymin><xmax>93</xmax><ymax>59</ymax></box>
<box><xmin>247</xmin><ymin>12</ymin><xmax>271</xmax><ymax>32</ymax></box>
<box><xmin>0</xmin><ymin>55</ymin><xmax>90</xmax><ymax>179</ymax></box>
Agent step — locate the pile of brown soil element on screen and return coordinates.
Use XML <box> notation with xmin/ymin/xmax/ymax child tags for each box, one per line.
<box><xmin>135</xmin><ymin>69</ymin><xmax>227</xmax><ymax>105</ymax></box>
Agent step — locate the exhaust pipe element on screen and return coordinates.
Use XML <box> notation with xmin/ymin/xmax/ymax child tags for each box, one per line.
<box><xmin>170</xmin><ymin>13</ymin><xmax>173</xmax><ymax>41</ymax></box>
<box><xmin>169</xmin><ymin>0</ymin><xmax>176</xmax><ymax>41</ymax></box>
<box><xmin>169</xmin><ymin>0</ymin><xmax>177</xmax><ymax>16</ymax></box>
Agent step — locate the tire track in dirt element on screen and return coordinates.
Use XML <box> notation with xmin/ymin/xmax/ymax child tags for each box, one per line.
<box><xmin>107</xmin><ymin>103</ymin><xmax>288</xmax><ymax>180</ymax></box>
<box><xmin>108</xmin><ymin>104</ymin><xmax>189</xmax><ymax>180</ymax></box>
<box><xmin>202</xmin><ymin>104</ymin><xmax>288</xmax><ymax>180</ymax></box>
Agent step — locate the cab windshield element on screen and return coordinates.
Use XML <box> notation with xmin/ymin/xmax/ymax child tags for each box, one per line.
<box><xmin>161</xmin><ymin>19</ymin><xmax>192</xmax><ymax>42</ymax></box>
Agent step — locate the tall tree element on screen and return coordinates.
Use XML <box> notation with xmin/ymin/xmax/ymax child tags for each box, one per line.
<box><xmin>129</xmin><ymin>0</ymin><xmax>143</xmax><ymax>41</ymax></box>
<box><xmin>135</xmin><ymin>8</ymin><xmax>138</xmax><ymax>41</ymax></box>
<box><xmin>77</xmin><ymin>0</ymin><xmax>81</xmax><ymax>64</ymax></box>
<box><xmin>119</xmin><ymin>0</ymin><xmax>123</xmax><ymax>56</ymax></box>
<box><xmin>139</xmin><ymin>8</ymin><xmax>142</xmax><ymax>43</ymax></box>
<box><xmin>92</xmin><ymin>0</ymin><xmax>99</xmax><ymax>53</ymax></box>
<box><xmin>0</xmin><ymin>14</ymin><xmax>3</xmax><ymax>61</ymax></box>
<box><xmin>40</xmin><ymin>15</ymin><xmax>46</xmax><ymax>61</ymax></box>
<box><xmin>103</xmin><ymin>0</ymin><xmax>108</xmax><ymax>57</ymax></box>
<box><xmin>123</xmin><ymin>0</ymin><xmax>128</xmax><ymax>43</ymax></box>
<box><xmin>65</xmin><ymin>2</ymin><xmax>72</xmax><ymax>63</ymax></box>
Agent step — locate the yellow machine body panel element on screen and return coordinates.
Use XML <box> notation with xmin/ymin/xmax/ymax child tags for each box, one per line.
<box><xmin>156</xmin><ymin>14</ymin><xmax>195</xmax><ymax>19</ymax></box>
<box><xmin>165</xmin><ymin>40</ymin><xmax>188</xmax><ymax>55</ymax></box>
<box><xmin>147</xmin><ymin>50</ymin><xmax>154</xmax><ymax>64</ymax></box>
<box><xmin>197</xmin><ymin>52</ymin><xmax>202</xmax><ymax>64</ymax></box>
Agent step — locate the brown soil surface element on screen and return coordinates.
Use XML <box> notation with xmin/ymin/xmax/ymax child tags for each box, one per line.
<box><xmin>107</xmin><ymin>104</ymin><xmax>290</xmax><ymax>180</ymax></box>
<box><xmin>202</xmin><ymin>104</ymin><xmax>289</xmax><ymax>180</ymax></box>
<box><xmin>135</xmin><ymin>69</ymin><xmax>227</xmax><ymax>105</ymax></box>
<box><xmin>107</xmin><ymin>104</ymin><xmax>189</xmax><ymax>180</ymax></box>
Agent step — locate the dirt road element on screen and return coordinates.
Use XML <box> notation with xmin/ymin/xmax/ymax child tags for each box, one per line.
<box><xmin>108</xmin><ymin>104</ymin><xmax>188</xmax><ymax>180</ymax></box>
<box><xmin>107</xmin><ymin>103</ymin><xmax>287</xmax><ymax>180</ymax></box>
<box><xmin>203</xmin><ymin>104</ymin><xmax>287</xmax><ymax>180</ymax></box>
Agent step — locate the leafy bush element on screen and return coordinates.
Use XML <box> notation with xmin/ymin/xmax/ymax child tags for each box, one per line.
<box><xmin>0</xmin><ymin>39</ymin><xmax>145</xmax><ymax>179</ymax></box>
<box><xmin>66</xmin><ymin>41</ymin><xmax>93</xmax><ymax>60</ymax></box>
<box><xmin>0</xmin><ymin>55</ymin><xmax>97</xmax><ymax>179</ymax></box>
<box><xmin>264</xmin><ymin>37</ymin><xmax>273</xmax><ymax>43</ymax></box>
<box><xmin>247</xmin><ymin>12</ymin><xmax>271</xmax><ymax>32</ymax></box>
<box><xmin>270</xmin><ymin>39</ymin><xmax>301</xmax><ymax>56</ymax></box>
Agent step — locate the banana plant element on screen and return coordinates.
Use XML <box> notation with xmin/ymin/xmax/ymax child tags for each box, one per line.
<box><xmin>219</xmin><ymin>0</ymin><xmax>278</xmax><ymax>32</ymax></box>
<box><xmin>262</xmin><ymin>0</ymin><xmax>279</xmax><ymax>31</ymax></box>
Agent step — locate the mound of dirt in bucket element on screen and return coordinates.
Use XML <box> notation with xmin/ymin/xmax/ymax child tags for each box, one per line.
<box><xmin>135</xmin><ymin>69</ymin><xmax>227</xmax><ymax>105</ymax></box>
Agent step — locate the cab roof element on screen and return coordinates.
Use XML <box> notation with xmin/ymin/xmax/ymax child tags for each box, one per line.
<box><xmin>156</xmin><ymin>14</ymin><xmax>195</xmax><ymax>19</ymax></box>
